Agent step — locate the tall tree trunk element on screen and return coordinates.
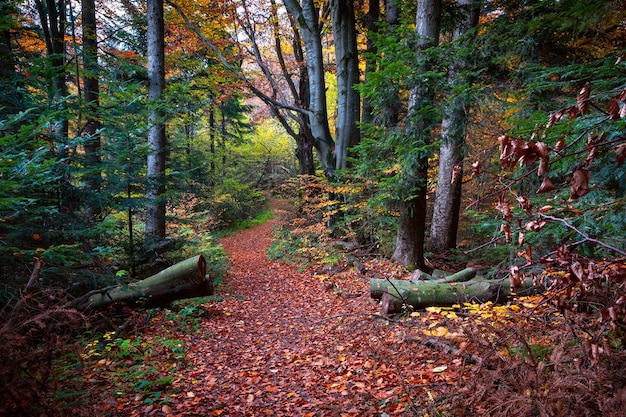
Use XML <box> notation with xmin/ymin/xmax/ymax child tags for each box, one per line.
<box><xmin>391</xmin><ymin>0</ymin><xmax>442</xmax><ymax>269</ymax></box>
<box><xmin>283</xmin><ymin>0</ymin><xmax>336</xmax><ymax>179</ymax></box>
<box><xmin>0</xmin><ymin>1</ymin><xmax>22</xmax><ymax>117</ymax></box>
<box><xmin>330</xmin><ymin>0</ymin><xmax>360</xmax><ymax>170</ymax></box>
<box><xmin>361</xmin><ymin>0</ymin><xmax>380</xmax><ymax>129</ymax></box>
<box><xmin>428</xmin><ymin>0</ymin><xmax>480</xmax><ymax>254</ymax></box>
<box><xmin>145</xmin><ymin>0</ymin><xmax>167</xmax><ymax>244</ymax></box>
<box><xmin>383</xmin><ymin>0</ymin><xmax>401</xmax><ymax>127</ymax></box>
<box><xmin>81</xmin><ymin>0</ymin><xmax>102</xmax><ymax>220</ymax></box>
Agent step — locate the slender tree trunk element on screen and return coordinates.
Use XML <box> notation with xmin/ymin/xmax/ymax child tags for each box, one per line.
<box><xmin>429</xmin><ymin>0</ymin><xmax>480</xmax><ymax>253</ymax></box>
<box><xmin>145</xmin><ymin>0</ymin><xmax>167</xmax><ymax>244</ymax></box>
<box><xmin>392</xmin><ymin>0</ymin><xmax>442</xmax><ymax>269</ymax></box>
<box><xmin>283</xmin><ymin>0</ymin><xmax>336</xmax><ymax>179</ymax></box>
<box><xmin>383</xmin><ymin>0</ymin><xmax>401</xmax><ymax>127</ymax></box>
<box><xmin>330</xmin><ymin>0</ymin><xmax>360</xmax><ymax>170</ymax></box>
<box><xmin>361</xmin><ymin>0</ymin><xmax>380</xmax><ymax>129</ymax></box>
<box><xmin>0</xmin><ymin>2</ymin><xmax>21</xmax><ymax>117</ymax></box>
<box><xmin>81</xmin><ymin>0</ymin><xmax>102</xmax><ymax>220</ymax></box>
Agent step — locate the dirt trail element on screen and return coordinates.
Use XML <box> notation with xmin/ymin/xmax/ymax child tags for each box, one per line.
<box><xmin>174</xmin><ymin>202</ymin><xmax>452</xmax><ymax>416</ymax></box>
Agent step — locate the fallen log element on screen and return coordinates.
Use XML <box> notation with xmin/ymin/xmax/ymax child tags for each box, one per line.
<box><xmin>380</xmin><ymin>278</ymin><xmax>543</xmax><ymax>314</ymax></box>
<box><xmin>370</xmin><ymin>267</ymin><xmax>478</xmax><ymax>299</ymax></box>
<box><xmin>71</xmin><ymin>255</ymin><xmax>212</xmax><ymax>311</ymax></box>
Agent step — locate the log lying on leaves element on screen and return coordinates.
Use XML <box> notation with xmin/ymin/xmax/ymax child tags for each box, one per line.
<box><xmin>380</xmin><ymin>277</ymin><xmax>543</xmax><ymax>314</ymax></box>
<box><xmin>370</xmin><ymin>267</ymin><xmax>478</xmax><ymax>299</ymax></box>
<box><xmin>71</xmin><ymin>255</ymin><xmax>212</xmax><ymax>311</ymax></box>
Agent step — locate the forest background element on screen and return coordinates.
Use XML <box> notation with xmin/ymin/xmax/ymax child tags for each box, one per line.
<box><xmin>1</xmin><ymin>0</ymin><xmax>625</xmax><ymax>415</ymax></box>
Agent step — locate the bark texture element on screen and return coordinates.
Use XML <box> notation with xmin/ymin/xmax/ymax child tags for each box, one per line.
<box><xmin>392</xmin><ymin>0</ymin><xmax>442</xmax><ymax>268</ymax></box>
<box><xmin>381</xmin><ymin>278</ymin><xmax>543</xmax><ymax>314</ymax></box>
<box><xmin>72</xmin><ymin>255</ymin><xmax>212</xmax><ymax>311</ymax></box>
<box><xmin>429</xmin><ymin>0</ymin><xmax>480</xmax><ymax>253</ymax></box>
<box><xmin>283</xmin><ymin>0</ymin><xmax>336</xmax><ymax>179</ymax></box>
<box><xmin>145</xmin><ymin>0</ymin><xmax>167</xmax><ymax>243</ymax></box>
<box><xmin>331</xmin><ymin>0</ymin><xmax>360</xmax><ymax>169</ymax></box>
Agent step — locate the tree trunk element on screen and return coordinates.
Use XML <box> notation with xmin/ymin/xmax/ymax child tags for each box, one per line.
<box><xmin>360</xmin><ymin>0</ymin><xmax>380</xmax><ymax>130</ymax></box>
<box><xmin>145</xmin><ymin>0</ymin><xmax>167</xmax><ymax>244</ymax></box>
<box><xmin>391</xmin><ymin>0</ymin><xmax>442</xmax><ymax>268</ymax></box>
<box><xmin>71</xmin><ymin>255</ymin><xmax>212</xmax><ymax>311</ymax></box>
<box><xmin>283</xmin><ymin>0</ymin><xmax>336</xmax><ymax>179</ymax></box>
<box><xmin>381</xmin><ymin>278</ymin><xmax>543</xmax><ymax>314</ymax></box>
<box><xmin>0</xmin><ymin>1</ymin><xmax>22</xmax><ymax>117</ymax></box>
<box><xmin>370</xmin><ymin>267</ymin><xmax>478</xmax><ymax>299</ymax></box>
<box><xmin>428</xmin><ymin>0</ymin><xmax>480</xmax><ymax>253</ymax></box>
<box><xmin>331</xmin><ymin>0</ymin><xmax>360</xmax><ymax>170</ymax></box>
<box><xmin>81</xmin><ymin>0</ymin><xmax>102</xmax><ymax>220</ymax></box>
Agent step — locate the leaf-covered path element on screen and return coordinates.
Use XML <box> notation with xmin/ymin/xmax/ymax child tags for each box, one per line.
<box><xmin>171</xmin><ymin>202</ymin><xmax>458</xmax><ymax>416</ymax></box>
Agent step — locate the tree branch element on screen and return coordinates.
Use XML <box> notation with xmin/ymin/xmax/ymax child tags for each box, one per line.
<box><xmin>539</xmin><ymin>213</ymin><xmax>626</xmax><ymax>257</ymax></box>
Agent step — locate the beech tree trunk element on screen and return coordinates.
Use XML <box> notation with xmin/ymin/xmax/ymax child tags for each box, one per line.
<box><xmin>331</xmin><ymin>0</ymin><xmax>360</xmax><ymax>169</ymax></box>
<box><xmin>283</xmin><ymin>0</ymin><xmax>336</xmax><ymax>179</ymax></box>
<box><xmin>379</xmin><ymin>278</ymin><xmax>543</xmax><ymax>314</ymax></box>
<box><xmin>72</xmin><ymin>255</ymin><xmax>212</xmax><ymax>311</ymax></box>
<box><xmin>145</xmin><ymin>0</ymin><xmax>167</xmax><ymax>244</ymax></box>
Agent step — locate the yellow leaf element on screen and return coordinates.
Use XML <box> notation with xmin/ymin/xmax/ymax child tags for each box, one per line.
<box><xmin>432</xmin><ymin>326</ymin><xmax>449</xmax><ymax>337</ymax></box>
<box><xmin>338</xmin><ymin>355</ymin><xmax>347</xmax><ymax>362</ymax></box>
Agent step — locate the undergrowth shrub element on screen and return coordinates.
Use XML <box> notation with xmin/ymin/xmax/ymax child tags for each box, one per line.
<box><xmin>200</xmin><ymin>179</ymin><xmax>266</xmax><ymax>229</ymax></box>
<box><xmin>0</xmin><ymin>289</ymin><xmax>85</xmax><ymax>417</ymax></box>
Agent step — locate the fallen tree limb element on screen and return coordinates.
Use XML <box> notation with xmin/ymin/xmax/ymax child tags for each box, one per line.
<box><xmin>71</xmin><ymin>255</ymin><xmax>212</xmax><ymax>311</ymax></box>
<box><xmin>370</xmin><ymin>267</ymin><xmax>478</xmax><ymax>300</ymax></box>
<box><xmin>380</xmin><ymin>277</ymin><xmax>543</xmax><ymax>314</ymax></box>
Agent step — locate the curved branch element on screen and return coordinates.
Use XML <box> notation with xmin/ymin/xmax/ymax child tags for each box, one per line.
<box><xmin>539</xmin><ymin>213</ymin><xmax>626</xmax><ymax>257</ymax></box>
<box><xmin>165</xmin><ymin>0</ymin><xmax>311</xmax><ymax>118</ymax></box>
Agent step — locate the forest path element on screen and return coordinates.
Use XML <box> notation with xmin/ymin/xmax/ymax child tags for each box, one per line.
<box><xmin>173</xmin><ymin>200</ymin><xmax>453</xmax><ymax>416</ymax></box>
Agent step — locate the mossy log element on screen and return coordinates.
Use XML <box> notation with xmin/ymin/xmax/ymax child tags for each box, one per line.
<box><xmin>72</xmin><ymin>255</ymin><xmax>212</xmax><ymax>311</ymax></box>
<box><xmin>370</xmin><ymin>267</ymin><xmax>478</xmax><ymax>299</ymax></box>
<box><xmin>380</xmin><ymin>277</ymin><xmax>542</xmax><ymax>314</ymax></box>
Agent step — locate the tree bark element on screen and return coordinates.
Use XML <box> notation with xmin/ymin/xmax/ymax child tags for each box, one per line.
<box><xmin>391</xmin><ymin>0</ymin><xmax>442</xmax><ymax>269</ymax></box>
<box><xmin>381</xmin><ymin>277</ymin><xmax>543</xmax><ymax>314</ymax></box>
<box><xmin>371</xmin><ymin>267</ymin><xmax>477</xmax><ymax>299</ymax></box>
<box><xmin>145</xmin><ymin>0</ymin><xmax>167</xmax><ymax>244</ymax></box>
<box><xmin>330</xmin><ymin>0</ymin><xmax>360</xmax><ymax>170</ymax></box>
<box><xmin>360</xmin><ymin>0</ymin><xmax>380</xmax><ymax>130</ymax></box>
<box><xmin>71</xmin><ymin>255</ymin><xmax>212</xmax><ymax>311</ymax></box>
<box><xmin>81</xmin><ymin>0</ymin><xmax>102</xmax><ymax>220</ymax></box>
<box><xmin>283</xmin><ymin>0</ymin><xmax>336</xmax><ymax>179</ymax></box>
<box><xmin>428</xmin><ymin>0</ymin><xmax>480</xmax><ymax>253</ymax></box>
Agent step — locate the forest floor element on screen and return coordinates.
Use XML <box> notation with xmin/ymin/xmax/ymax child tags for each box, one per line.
<box><xmin>160</xmin><ymin>199</ymin><xmax>463</xmax><ymax>416</ymax></box>
<box><xmin>76</xmin><ymin>199</ymin><xmax>469</xmax><ymax>417</ymax></box>
<box><xmin>63</xmin><ymin>200</ymin><xmax>626</xmax><ymax>417</ymax></box>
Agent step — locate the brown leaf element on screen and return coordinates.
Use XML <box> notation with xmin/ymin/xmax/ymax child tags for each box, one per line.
<box><xmin>500</xmin><ymin>223</ymin><xmax>512</xmax><ymax>242</ymax></box>
<box><xmin>496</xmin><ymin>194</ymin><xmax>513</xmax><ymax>222</ymax></box>
<box><xmin>554</xmin><ymin>137</ymin><xmax>566</xmax><ymax>153</ymax></box>
<box><xmin>578</xmin><ymin>84</ymin><xmax>591</xmax><ymax>115</ymax></box>
<box><xmin>537</xmin><ymin>176</ymin><xmax>556</xmax><ymax>193</ymax></box>
<box><xmin>518</xmin><ymin>231</ymin><xmax>525</xmax><ymax>246</ymax></box>
<box><xmin>567</xmin><ymin>105</ymin><xmax>579</xmax><ymax>120</ymax></box>
<box><xmin>451</xmin><ymin>165</ymin><xmax>462</xmax><ymax>184</ymax></box>
<box><xmin>516</xmin><ymin>195</ymin><xmax>532</xmax><ymax>214</ymax></box>
<box><xmin>525</xmin><ymin>219</ymin><xmax>547</xmax><ymax>231</ymax></box>
<box><xmin>569</xmin><ymin>169</ymin><xmax>590</xmax><ymax>199</ymax></box>
<box><xmin>517</xmin><ymin>246</ymin><xmax>532</xmax><ymax>264</ymax></box>
<box><xmin>608</xmin><ymin>98</ymin><xmax>620</xmax><ymax>119</ymax></box>
<box><xmin>614</xmin><ymin>143</ymin><xmax>626</xmax><ymax>166</ymax></box>
<box><xmin>616</xmin><ymin>54</ymin><xmax>626</xmax><ymax>65</ymax></box>
<box><xmin>510</xmin><ymin>265</ymin><xmax>523</xmax><ymax>290</ymax></box>
<box><xmin>571</xmin><ymin>261</ymin><xmax>585</xmax><ymax>281</ymax></box>
<box><xmin>471</xmin><ymin>160</ymin><xmax>481</xmax><ymax>177</ymax></box>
